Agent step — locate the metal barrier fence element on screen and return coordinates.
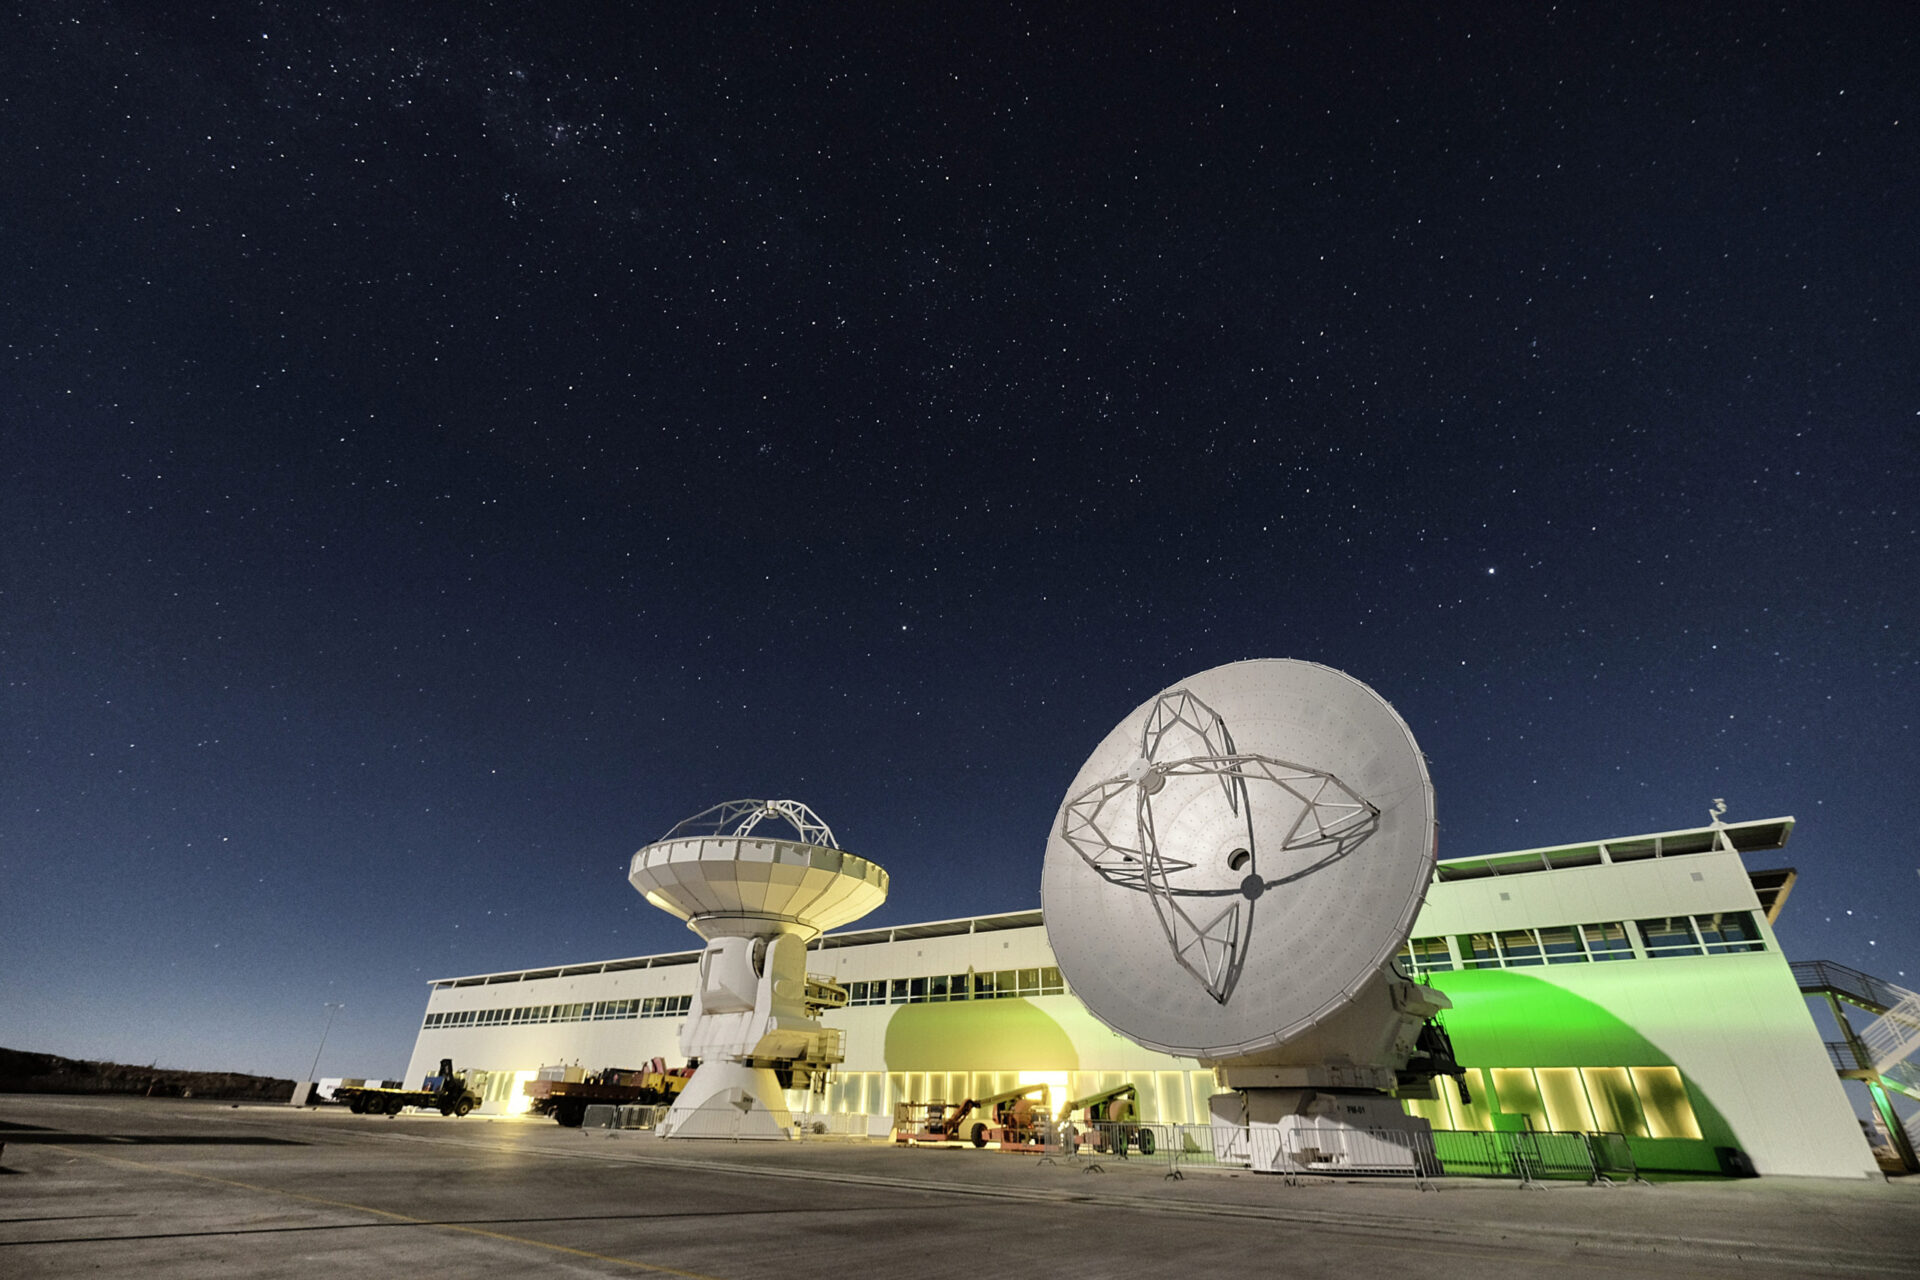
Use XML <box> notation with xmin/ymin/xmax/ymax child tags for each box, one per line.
<box><xmin>794</xmin><ymin>1112</ymin><xmax>890</xmax><ymax>1139</ymax></box>
<box><xmin>1431</xmin><ymin>1129</ymin><xmax>1586</xmax><ymax>1184</ymax></box>
<box><xmin>1086</xmin><ymin>1122</ymin><xmax>1643</xmax><ymax>1185</ymax></box>
<box><xmin>581</xmin><ymin>1103</ymin><xmax>668</xmax><ymax>1130</ymax></box>
<box><xmin>1052</xmin><ymin>1121</ymin><xmax>1160</xmax><ymax>1165</ymax></box>
<box><xmin>1142</xmin><ymin>1123</ymin><xmax>1436</xmax><ymax>1182</ymax></box>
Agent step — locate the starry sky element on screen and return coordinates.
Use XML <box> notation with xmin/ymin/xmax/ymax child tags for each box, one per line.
<box><xmin>3</xmin><ymin>3</ymin><xmax>1915</xmax><ymax>1081</ymax></box>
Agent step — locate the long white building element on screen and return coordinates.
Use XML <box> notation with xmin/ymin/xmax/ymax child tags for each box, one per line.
<box><xmin>404</xmin><ymin>816</ymin><xmax>1889</xmax><ymax>1179</ymax></box>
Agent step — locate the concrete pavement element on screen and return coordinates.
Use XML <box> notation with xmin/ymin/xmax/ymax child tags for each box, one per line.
<box><xmin>3</xmin><ymin>1095</ymin><xmax>1917</xmax><ymax>1278</ymax></box>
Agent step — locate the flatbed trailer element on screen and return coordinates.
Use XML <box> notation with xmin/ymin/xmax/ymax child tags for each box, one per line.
<box><xmin>524</xmin><ymin>1063</ymin><xmax>692</xmax><ymax>1126</ymax></box>
<box><xmin>333</xmin><ymin>1059</ymin><xmax>482</xmax><ymax>1117</ymax></box>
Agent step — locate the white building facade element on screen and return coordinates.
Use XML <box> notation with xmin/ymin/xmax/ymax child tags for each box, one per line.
<box><xmin>403</xmin><ymin>816</ymin><xmax>1878</xmax><ymax>1179</ymax></box>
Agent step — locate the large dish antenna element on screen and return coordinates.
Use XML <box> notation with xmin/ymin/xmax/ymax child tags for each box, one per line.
<box><xmin>630</xmin><ymin>799</ymin><xmax>887</xmax><ymax>1139</ymax></box>
<box><xmin>632</xmin><ymin>799</ymin><xmax>885</xmax><ymax>940</ymax></box>
<box><xmin>1041</xmin><ymin>659</ymin><xmax>1436</xmax><ymax>1063</ymax></box>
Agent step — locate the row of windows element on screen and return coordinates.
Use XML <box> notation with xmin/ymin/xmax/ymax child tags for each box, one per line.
<box><xmin>1404</xmin><ymin>1064</ymin><xmax>1702</xmax><ymax>1141</ymax></box>
<box><xmin>812</xmin><ymin>1063</ymin><xmax>1701</xmax><ymax>1141</ymax></box>
<box><xmin>1398</xmin><ymin>913</ymin><xmax>1765</xmax><ymax>973</ymax></box>
<box><xmin>423</xmin><ymin>995</ymin><xmax>692</xmax><ymax>1030</ymax></box>
<box><xmin>421</xmin><ymin>968</ymin><xmax>1071</xmax><ymax>1028</ymax></box>
<box><xmin>1639</xmin><ymin>913</ymin><xmax>1766</xmax><ymax>956</ymax></box>
<box><xmin>845</xmin><ymin>967</ymin><xmax>1066</xmax><ymax>1006</ymax></box>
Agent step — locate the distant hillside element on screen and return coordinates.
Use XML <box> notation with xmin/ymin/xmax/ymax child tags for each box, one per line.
<box><xmin>0</xmin><ymin>1048</ymin><xmax>294</xmax><ymax>1101</ymax></box>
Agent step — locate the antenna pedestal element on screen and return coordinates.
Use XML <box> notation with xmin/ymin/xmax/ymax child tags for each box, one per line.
<box><xmin>1208</xmin><ymin>1089</ymin><xmax>1438</xmax><ymax>1177</ymax></box>
<box><xmin>1207</xmin><ymin>973</ymin><xmax>1449</xmax><ymax>1174</ymax></box>
<box><xmin>656</xmin><ymin>1061</ymin><xmax>796</xmax><ymax>1139</ymax></box>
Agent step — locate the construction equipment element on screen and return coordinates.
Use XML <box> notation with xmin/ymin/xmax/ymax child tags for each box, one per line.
<box><xmin>333</xmin><ymin>1059</ymin><xmax>482</xmax><ymax>1117</ymax></box>
<box><xmin>525</xmin><ymin>1060</ymin><xmax>693</xmax><ymax>1127</ymax></box>
<box><xmin>894</xmin><ymin>1082</ymin><xmax>1053</xmax><ymax>1150</ymax></box>
<box><xmin>1058</xmin><ymin>1083</ymin><xmax>1155</xmax><ymax>1155</ymax></box>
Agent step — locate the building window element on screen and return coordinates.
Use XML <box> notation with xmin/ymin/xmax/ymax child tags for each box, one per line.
<box><xmin>1420</xmin><ymin>1064</ymin><xmax>1700</xmax><ymax>1140</ymax></box>
<box><xmin>1451</xmin><ymin>922</ymin><xmax>1637</xmax><ymax>968</ymax></box>
<box><xmin>1460</xmin><ymin>933</ymin><xmax>1500</xmax><ymax>969</ymax></box>
<box><xmin>1497</xmin><ymin>929</ymin><xmax>1545</xmax><ymax>967</ymax></box>
<box><xmin>1694</xmin><ymin>911</ymin><xmax>1765</xmax><ymax>954</ymax></box>
<box><xmin>889</xmin><ymin>978</ymin><xmax>910</xmax><ymax>1004</ymax></box>
<box><xmin>1629</xmin><ymin>1066</ymin><xmax>1702</xmax><ymax>1139</ymax></box>
<box><xmin>1537</xmin><ymin>925</ymin><xmax>1583</xmax><ymax>964</ymax></box>
<box><xmin>1580</xmin><ymin>922</ymin><xmax>1633</xmax><ymax>961</ymax></box>
<box><xmin>1398</xmin><ymin>936</ymin><xmax>1455</xmax><ymax>973</ymax></box>
<box><xmin>1637</xmin><ymin>917</ymin><xmax>1704</xmax><ymax>958</ymax></box>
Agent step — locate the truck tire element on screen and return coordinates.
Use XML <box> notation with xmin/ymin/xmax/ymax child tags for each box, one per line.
<box><xmin>439</xmin><ymin>1101</ymin><xmax>456</xmax><ymax>1117</ymax></box>
<box><xmin>1136</xmin><ymin>1129</ymin><xmax>1155</xmax><ymax>1156</ymax></box>
<box><xmin>558</xmin><ymin>1101</ymin><xmax>586</xmax><ymax>1128</ymax></box>
<box><xmin>455</xmin><ymin>1099</ymin><xmax>473</xmax><ymax>1117</ymax></box>
<box><xmin>348</xmin><ymin>1096</ymin><xmax>367</xmax><ymax>1114</ymax></box>
<box><xmin>971</xmin><ymin>1123</ymin><xmax>987</xmax><ymax>1148</ymax></box>
<box><xmin>385</xmin><ymin>1096</ymin><xmax>404</xmax><ymax>1115</ymax></box>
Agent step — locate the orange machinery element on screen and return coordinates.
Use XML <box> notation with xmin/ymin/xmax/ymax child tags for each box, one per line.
<box><xmin>894</xmin><ymin>1082</ymin><xmax>1053</xmax><ymax>1150</ymax></box>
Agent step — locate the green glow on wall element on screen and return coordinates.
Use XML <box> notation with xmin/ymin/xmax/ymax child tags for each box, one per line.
<box><xmin>882</xmin><ymin>998</ymin><xmax>1081</xmax><ymax>1072</ymax></box>
<box><xmin>1425</xmin><ymin>968</ymin><xmax>1739</xmax><ymax>1155</ymax></box>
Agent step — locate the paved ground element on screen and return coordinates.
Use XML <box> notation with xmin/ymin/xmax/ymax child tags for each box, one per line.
<box><xmin>3</xmin><ymin>1096</ymin><xmax>1917</xmax><ymax>1279</ymax></box>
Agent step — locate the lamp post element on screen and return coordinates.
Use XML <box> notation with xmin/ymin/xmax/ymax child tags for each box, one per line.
<box><xmin>305</xmin><ymin>1001</ymin><xmax>344</xmax><ymax>1091</ymax></box>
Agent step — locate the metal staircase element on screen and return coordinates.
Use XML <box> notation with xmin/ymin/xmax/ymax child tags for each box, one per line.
<box><xmin>1861</xmin><ymin>992</ymin><xmax>1920</xmax><ymax>1092</ymax></box>
<box><xmin>1794</xmin><ymin>960</ymin><xmax>1920</xmax><ymax>1102</ymax></box>
<box><xmin>1886</xmin><ymin>1058</ymin><xmax>1920</xmax><ymax>1104</ymax></box>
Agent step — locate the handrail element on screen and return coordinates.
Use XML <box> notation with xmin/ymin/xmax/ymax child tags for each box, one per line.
<box><xmin>1826</xmin><ymin>1038</ymin><xmax>1871</xmax><ymax>1072</ymax></box>
<box><xmin>1793</xmin><ymin>960</ymin><xmax>1911</xmax><ymax>1014</ymax></box>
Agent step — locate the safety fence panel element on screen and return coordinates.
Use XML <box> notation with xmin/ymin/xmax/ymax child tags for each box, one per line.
<box><xmin>1432</xmin><ymin>1130</ymin><xmax>1601</xmax><ymax>1183</ymax></box>
<box><xmin>795</xmin><ymin>1112</ymin><xmax>888</xmax><ymax>1138</ymax></box>
<box><xmin>1158</xmin><ymin>1123</ymin><xmax>1233</xmax><ymax>1176</ymax></box>
<box><xmin>1513</xmin><ymin>1131</ymin><xmax>1599</xmax><ymax>1182</ymax></box>
<box><xmin>1146</xmin><ymin>1124</ymin><xmax>1625</xmax><ymax>1185</ymax></box>
<box><xmin>580</xmin><ymin>1103</ymin><xmax>668</xmax><ymax>1130</ymax></box>
<box><xmin>1058</xmin><ymin>1122</ymin><xmax>1160</xmax><ymax>1162</ymax></box>
<box><xmin>1584</xmin><ymin>1130</ymin><xmax>1642</xmax><ymax>1182</ymax></box>
<box><xmin>1429</xmin><ymin>1129</ymin><xmax>1507</xmax><ymax>1176</ymax></box>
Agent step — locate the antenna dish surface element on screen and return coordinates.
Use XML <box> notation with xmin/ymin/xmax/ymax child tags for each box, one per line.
<box><xmin>1040</xmin><ymin>660</ymin><xmax>1435</xmax><ymax>1060</ymax></box>
<box><xmin>630</xmin><ymin>799</ymin><xmax>887</xmax><ymax>940</ymax></box>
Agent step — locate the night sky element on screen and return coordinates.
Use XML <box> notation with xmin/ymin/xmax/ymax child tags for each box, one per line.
<box><xmin>4</xmin><ymin>3</ymin><xmax>1915</xmax><ymax>1082</ymax></box>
